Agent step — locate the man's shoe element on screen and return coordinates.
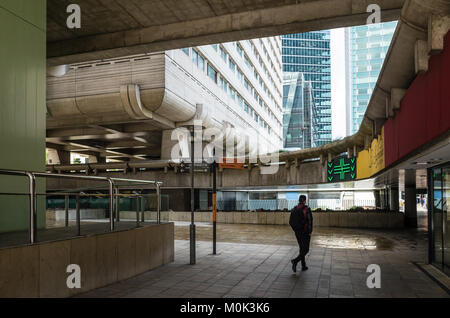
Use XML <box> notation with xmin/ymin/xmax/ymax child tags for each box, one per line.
<box><xmin>301</xmin><ymin>266</ymin><xmax>309</xmax><ymax>271</ymax></box>
<box><xmin>291</xmin><ymin>260</ymin><xmax>297</xmax><ymax>273</ymax></box>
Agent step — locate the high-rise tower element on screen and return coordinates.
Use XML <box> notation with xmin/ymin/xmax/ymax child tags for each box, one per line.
<box><xmin>282</xmin><ymin>31</ymin><xmax>332</xmax><ymax>146</ymax></box>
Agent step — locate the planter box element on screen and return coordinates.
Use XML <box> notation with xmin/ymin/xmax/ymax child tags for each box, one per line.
<box><xmin>165</xmin><ymin>211</ymin><xmax>405</xmax><ymax>229</ymax></box>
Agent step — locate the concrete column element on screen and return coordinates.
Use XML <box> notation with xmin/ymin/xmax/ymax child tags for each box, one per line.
<box><xmin>47</xmin><ymin>149</ymin><xmax>59</xmax><ymax>165</ymax></box>
<box><xmin>161</xmin><ymin>129</ymin><xmax>191</xmax><ymax>161</ymax></box>
<box><xmin>57</xmin><ymin>150</ymin><xmax>71</xmax><ymax>165</ymax></box>
<box><xmin>88</xmin><ymin>155</ymin><xmax>105</xmax><ymax>164</ymax></box>
<box><xmin>389</xmin><ymin>187</ymin><xmax>400</xmax><ymax>212</ymax></box>
<box><xmin>374</xmin><ymin>190</ymin><xmax>381</xmax><ymax>209</ymax></box>
<box><xmin>415</xmin><ymin>40</ymin><xmax>429</xmax><ymax>74</ymax></box>
<box><xmin>404</xmin><ymin>170</ymin><xmax>417</xmax><ymax>228</ymax></box>
<box><xmin>0</xmin><ymin>1</ymin><xmax>47</xmax><ymax>233</ymax></box>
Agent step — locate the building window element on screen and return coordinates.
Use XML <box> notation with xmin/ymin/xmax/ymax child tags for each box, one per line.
<box><xmin>237</xmin><ymin>69</ymin><xmax>243</xmax><ymax>82</ymax></box>
<box><xmin>236</xmin><ymin>44</ymin><xmax>243</xmax><ymax>57</ymax></box>
<box><xmin>229</xmin><ymin>58</ymin><xmax>236</xmax><ymax>73</ymax></box>
<box><xmin>207</xmin><ymin>64</ymin><xmax>218</xmax><ymax>83</ymax></box>
<box><xmin>244</xmin><ymin>79</ymin><xmax>250</xmax><ymax>91</ymax></box>
<box><xmin>198</xmin><ymin>54</ymin><xmax>205</xmax><ymax>71</ymax></box>
<box><xmin>192</xmin><ymin>50</ymin><xmax>205</xmax><ymax>71</ymax></box>
<box><xmin>237</xmin><ymin>95</ymin><xmax>244</xmax><ymax>107</ymax></box>
<box><xmin>244</xmin><ymin>55</ymin><xmax>252</xmax><ymax>69</ymax></box>
<box><xmin>220</xmin><ymin>46</ymin><xmax>227</xmax><ymax>62</ymax></box>
<box><xmin>219</xmin><ymin>76</ymin><xmax>227</xmax><ymax>93</ymax></box>
<box><xmin>211</xmin><ymin>44</ymin><xmax>218</xmax><ymax>51</ymax></box>
<box><xmin>229</xmin><ymin>87</ymin><xmax>236</xmax><ymax>100</ymax></box>
<box><xmin>182</xmin><ymin>48</ymin><xmax>190</xmax><ymax>56</ymax></box>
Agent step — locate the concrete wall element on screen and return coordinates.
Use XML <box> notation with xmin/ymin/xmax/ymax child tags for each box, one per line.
<box><xmin>141</xmin><ymin>211</ymin><xmax>404</xmax><ymax>229</ymax></box>
<box><xmin>47</xmin><ymin>209</ymin><xmax>106</xmax><ymax>221</ymax></box>
<box><xmin>0</xmin><ymin>1</ymin><xmax>47</xmax><ymax>232</ymax></box>
<box><xmin>46</xmin><ymin>160</ymin><xmax>325</xmax><ymax>191</ymax></box>
<box><xmin>0</xmin><ymin>223</ymin><xmax>174</xmax><ymax>298</ymax></box>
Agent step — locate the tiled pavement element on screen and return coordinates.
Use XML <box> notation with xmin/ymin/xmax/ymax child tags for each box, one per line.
<box><xmin>78</xmin><ymin>223</ymin><xmax>449</xmax><ymax>298</ymax></box>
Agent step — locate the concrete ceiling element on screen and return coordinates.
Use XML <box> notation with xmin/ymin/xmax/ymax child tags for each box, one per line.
<box><xmin>47</xmin><ymin>0</ymin><xmax>404</xmax><ymax>65</ymax></box>
<box><xmin>46</xmin><ymin>124</ymin><xmax>163</xmax><ymax>161</ymax></box>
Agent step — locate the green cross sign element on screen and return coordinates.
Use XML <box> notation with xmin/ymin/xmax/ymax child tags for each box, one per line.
<box><xmin>327</xmin><ymin>156</ymin><xmax>357</xmax><ymax>183</ymax></box>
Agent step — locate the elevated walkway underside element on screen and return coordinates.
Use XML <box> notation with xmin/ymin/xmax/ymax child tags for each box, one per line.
<box><xmin>47</xmin><ymin>0</ymin><xmax>404</xmax><ymax>65</ymax></box>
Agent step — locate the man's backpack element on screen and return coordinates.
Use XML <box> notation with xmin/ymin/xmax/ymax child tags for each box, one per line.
<box><xmin>289</xmin><ymin>203</ymin><xmax>307</xmax><ymax>232</ymax></box>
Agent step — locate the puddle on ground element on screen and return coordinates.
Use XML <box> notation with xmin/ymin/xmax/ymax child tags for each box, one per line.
<box><xmin>174</xmin><ymin>223</ymin><xmax>397</xmax><ymax>251</ymax></box>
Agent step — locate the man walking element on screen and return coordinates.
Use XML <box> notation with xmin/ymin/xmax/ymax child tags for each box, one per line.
<box><xmin>289</xmin><ymin>195</ymin><xmax>313</xmax><ymax>272</ymax></box>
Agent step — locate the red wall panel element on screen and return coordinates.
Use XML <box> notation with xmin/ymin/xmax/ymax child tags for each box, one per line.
<box><xmin>384</xmin><ymin>31</ymin><xmax>450</xmax><ymax>167</ymax></box>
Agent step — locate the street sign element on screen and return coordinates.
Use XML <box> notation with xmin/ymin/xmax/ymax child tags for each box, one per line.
<box><xmin>327</xmin><ymin>156</ymin><xmax>357</xmax><ymax>182</ymax></box>
<box><xmin>219</xmin><ymin>158</ymin><xmax>245</xmax><ymax>170</ymax></box>
<box><xmin>178</xmin><ymin>161</ymin><xmax>210</xmax><ymax>173</ymax></box>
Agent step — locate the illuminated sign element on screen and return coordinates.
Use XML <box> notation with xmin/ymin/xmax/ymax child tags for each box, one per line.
<box><xmin>327</xmin><ymin>156</ymin><xmax>357</xmax><ymax>182</ymax></box>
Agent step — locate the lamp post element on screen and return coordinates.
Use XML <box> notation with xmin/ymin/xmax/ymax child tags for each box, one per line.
<box><xmin>189</xmin><ymin>126</ymin><xmax>196</xmax><ymax>265</ymax></box>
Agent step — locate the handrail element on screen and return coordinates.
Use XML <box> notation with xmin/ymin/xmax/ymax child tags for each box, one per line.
<box><xmin>0</xmin><ymin>169</ymin><xmax>163</xmax><ymax>244</ymax></box>
<box><xmin>0</xmin><ymin>170</ymin><xmax>37</xmax><ymax>243</ymax></box>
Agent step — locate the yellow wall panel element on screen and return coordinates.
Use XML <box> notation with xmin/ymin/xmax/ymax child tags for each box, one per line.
<box><xmin>357</xmin><ymin>127</ymin><xmax>385</xmax><ymax>180</ymax></box>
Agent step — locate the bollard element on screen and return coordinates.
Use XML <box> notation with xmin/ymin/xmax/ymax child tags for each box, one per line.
<box><xmin>136</xmin><ymin>195</ymin><xmax>140</xmax><ymax>227</ymax></box>
<box><xmin>141</xmin><ymin>196</ymin><xmax>145</xmax><ymax>223</ymax></box>
<box><xmin>27</xmin><ymin>172</ymin><xmax>37</xmax><ymax>244</ymax></box>
<box><xmin>65</xmin><ymin>194</ymin><xmax>69</xmax><ymax>228</ymax></box>
<box><xmin>76</xmin><ymin>194</ymin><xmax>81</xmax><ymax>236</ymax></box>
<box><xmin>115</xmin><ymin>188</ymin><xmax>120</xmax><ymax>222</ymax></box>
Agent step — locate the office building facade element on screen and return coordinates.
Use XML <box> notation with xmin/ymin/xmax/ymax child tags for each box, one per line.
<box><xmin>346</xmin><ymin>22</ymin><xmax>398</xmax><ymax>135</ymax></box>
<box><xmin>282</xmin><ymin>31</ymin><xmax>332</xmax><ymax>146</ymax></box>
<box><xmin>282</xmin><ymin>73</ymin><xmax>316</xmax><ymax>149</ymax></box>
<box><xmin>167</xmin><ymin>38</ymin><xmax>284</xmax><ymax>155</ymax></box>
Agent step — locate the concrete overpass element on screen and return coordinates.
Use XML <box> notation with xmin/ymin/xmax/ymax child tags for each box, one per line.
<box><xmin>46</xmin><ymin>0</ymin><xmax>450</xmax><ymax>226</ymax></box>
<box><xmin>2</xmin><ymin>0</ymin><xmax>450</xmax><ymax>299</ymax></box>
<box><xmin>45</xmin><ymin>0</ymin><xmax>409</xmax><ymax>164</ymax></box>
<box><xmin>47</xmin><ymin>0</ymin><xmax>405</xmax><ymax>66</ymax></box>
<box><xmin>47</xmin><ymin>0</ymin><xmax>450</xmax><ymax>182</ymax></box>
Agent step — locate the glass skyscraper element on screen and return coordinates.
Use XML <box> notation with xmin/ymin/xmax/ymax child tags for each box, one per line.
<box><xmin>282</xmin><ymin>31</ymin><xmax>331</xmax><ymax>146</ymax></box>
<box><xmin>347</xmin><ymin>22</ymin><xmax>397</xmax><ymax>134</ymax></box>
<box><xmin>282</xmin><ymin>73</ymin><xmax>316</xmax><ymax>149</ymax></box>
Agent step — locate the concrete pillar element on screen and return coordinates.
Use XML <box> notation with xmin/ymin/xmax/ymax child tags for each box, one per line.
<box><xmin>47</xmin><ymin>149</ymin><xmax>59</xmax><ymax>165</ymax></box>
<box><xmin>0</xmin><ymin>1</ymin><xmax>47</xmax><ymax>233</ymax></box>
<box><xmin>374</xmin><ymin>190</ymin><xmax>381</xmax><ymax>209</ymax></box>
<box><xmin>161</xmin><ymin>129</ymin><xmax>191</xmax><ymax>161</ymax></box>
<box><xmin>47</xmin><ymin>149</ymin><xmax>70</xmax><ymax>165</ymax></box>
<box><xmin>88</xmin><ymin>155</ymin><xmax>105</xmax><ymax>164</ymax></box>
<box><xmin>415</xmin><ymin>40</ymin><xmax>429</xmax><ymax>74</ymax></box>
<box><xmin>391</xmin><ymin>88</ymin><xmax>407</xmax><ymax>112</ymax></box>
<box><xmin>389</xmin><ymin>187</ymin><xmax>400</xmax><ymax>212</ymax></box>
<box><xmin>428</xmin><ymin>15</ymin><xmax>450</xmax><ymax>55</ymax></box>
<box><xmin>404</xmin><ymin>169</ymin><xmax>417</xmax><ymax>227</ymax></box>
<box><xmin>57</xmin><ymin>150</ymin><xmax>71</xmax><ymax>165</ymax></box>
<box><xmin>364</xmin><ymin>135</ymin><xmax>371</xmax><ymax>150</ymax></box>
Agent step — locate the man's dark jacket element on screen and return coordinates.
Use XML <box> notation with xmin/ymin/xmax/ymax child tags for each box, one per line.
<box><xmin>289</xmin><ymin>203</ymin><xmax>313</xmax><ymax>234</ymax></box>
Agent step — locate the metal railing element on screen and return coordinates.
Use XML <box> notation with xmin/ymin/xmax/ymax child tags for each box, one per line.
<box><xmin>0</xmin><ymin>169</ymin><xmax>162</xmax><ymax>244</ymax></box>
